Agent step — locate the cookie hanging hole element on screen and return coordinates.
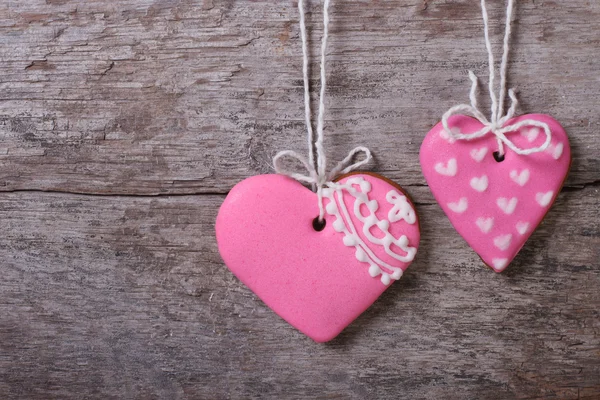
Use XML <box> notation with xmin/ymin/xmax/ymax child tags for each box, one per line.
<box><xmin>312</xmin><ymin>216</ymin><xmax>326</xmax><ymax>232</ymax></box>
<box><xmin>493</xmin><ymin>151</ymin><xmax>505</xmax><ymax>163</ymax></box>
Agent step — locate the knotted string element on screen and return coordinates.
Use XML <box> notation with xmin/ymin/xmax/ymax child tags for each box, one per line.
<box><xmin>273</xmin><ymin>0</ymin><xmax>372</xmax><ymax>221</ymax></box>
<box><xmin>442</xmin><ymin>0</ymin><xmax>551</xmax><ymax>156</ymax></box>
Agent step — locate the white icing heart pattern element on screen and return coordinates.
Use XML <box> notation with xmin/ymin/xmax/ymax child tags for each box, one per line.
<box><xmin>516</xmin><ymin>221</ymin><xmax>529</xmax><ymax>235</ymax></box>
<box><xmin>548</xmin><ymin>143</ymin><xmax>564</xmax><ymax>160</ymax></box>
<box><xmin>434</xmin><ymin>158</ymin><xmax>457</xmax><ymax>177</ymax></box>
<box><xmin>420</xmin><ymin>114</ymin><xmax>571</xmax><ymax>273</ymax></box>
<box><xmin>440</xmin><ymin>127</ymin><xmax>461</xmax><ymax>143</ymax></box>
<box><xmin>492</xmin><ymin>258</ymin><xmax>508</xmax><ymax>271</ymax></box>
<box><xmin>470</xmin><ymin>175</ymin><xmax>488</xmax><ymax>192</ymax></box>
<box><xmin>476</xmin><ymin>217</ymin><xmax>494</xmax><ymax>234</ymax></box>
<box><xmin>536</xmin><ymin>191</ymin><xmax>554</xmax><ymax>207</ymax></box>
<box><xmin>470</xmin><ymin>147</ymin><xmax>488</xmax><ymax>163</ymax></box>
<box><xmin>497</xmin><ymin>197</ymin><xmax>518</xmax><ymax>215</ymax></box>
<box><xmin>521</xmin><ymin>127</ymin><xmax>540</xmax><ymax>143</ymax></box>
<box><xmin>494</xmin><ymin>234</ymin><xmax>512</xmax><ymax>251</ymax></box>
<box><xmin>510</xmin><ymin>169</ymin><xmax>530</xmax><ymax>187</ymax></box>
<box><xmin>448</xmin><ymin>198</ymin><xmax>468</xmax><ymax>214</ymax></box>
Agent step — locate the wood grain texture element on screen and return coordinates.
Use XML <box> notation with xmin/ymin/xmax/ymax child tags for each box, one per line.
<box><xmin>0</xmin><ymin>0</ymin><xmax>598</xmax><ymax>399</ymax></box>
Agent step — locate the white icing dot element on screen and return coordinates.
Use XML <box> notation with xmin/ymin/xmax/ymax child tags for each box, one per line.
<box><xmin>380</xmin><ymin>273</ymin><xmax>391</xmax><ymax>286</ymax></box>
<box><xmin>377</xmin><ymin>220</ymin><xmax>390</xmax><ymax>231</ymax></box>
<box><xmin>321</xmin><ymin>188</ymin><xmax>333</xmax><ymax>198</ymax></box>
<box><xmin>391</xmin><ymin>269</ymin><xmax>403</xmax><ymax>280</ymax></box>
<box><xmin>325</xmin><ymin>201</ymin><xmax>338</xmax><ymax>215</ymax></box>
<box><xmin>333</xmin><ymin>218</ymin><xmax>345</xmax><ymax>232</ymax></box>
<box><xmin>368</xmin><ymin>264</ymin><xmax>381</xmax><ymax>277</ymax></box>
<box><xmin>355</xmin><ymin>248</ymin><xmax>368</xmax><ymax>262</ymax></box>
<box><xmin>343</xmin><ymin>235</ymin><xmax>356</xmax><ymax>247</ymax></box>
<box><xmin>396</xmin><ymin>235</ymin><xmax>409</xmax><ymax>247</ymax></box>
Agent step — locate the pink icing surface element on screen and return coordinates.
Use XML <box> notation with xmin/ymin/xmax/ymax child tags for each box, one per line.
<box><xmin>420</xmin><ymin>114</ymin><xmax>571</xmax><ymax>272</ymax></box>
<box><xmin>216</xmin><ymin>173</ymin><xmax>420</xmax><ymax>342</ymax></box>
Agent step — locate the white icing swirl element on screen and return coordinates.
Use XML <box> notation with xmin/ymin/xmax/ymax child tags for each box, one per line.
<box><xmin>323</xmin><ymin>177</ymin><xmax>417</xmax><ymax>286</ymax></box>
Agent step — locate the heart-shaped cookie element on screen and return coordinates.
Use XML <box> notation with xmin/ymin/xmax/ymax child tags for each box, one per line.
<box><xmin>216</xmin><ymin>172</ymin><xmax>420</xmax><ymax>342</ymax></box>
<box><xmin>420</xmin><ymin>114</ymin><xmax>571</xmax><ymax>272</ymax></box>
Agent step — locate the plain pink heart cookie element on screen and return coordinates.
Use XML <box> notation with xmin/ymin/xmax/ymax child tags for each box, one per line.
<box><xmin>420</xmin><ymin>114</ymin><xmax>571</xmax><ymax>272</ymax></box>
<box><xmin>216</xmin><ymin>172</ymin><xmax>420</xmax><ymax>342</ymax></box>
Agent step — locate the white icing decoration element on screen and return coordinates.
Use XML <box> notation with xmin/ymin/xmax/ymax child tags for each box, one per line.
<box><xmin>440</xmin><ymin>127</ymin><xmax>459</xmax><ymax>143</ymax></box>
<box><xmin>325</xmin><ymin>201</ymin><xmax>337</xmax><ymax>214</ymax></box>
<box><xmin>381</xmin><ymin>274</ymin><xmax>391</xmax><ymax>286</ymax></box>
<box><xmin>368</xmin><ymin>265</ymin><xmax>380</xmax><ymax>277</ymax></box>
<box><xmin>343</xmin><ymin>235</ymin><xmax>356</xmax><ymax>246</ymax></box>
<box><xmin>497</xmin><ymin>197</ymin><xmax>518</xmax><ymax>215</ymax></box>
<box><xmin>516</xmin><ymin>221</ymin><xmax>529</xmax><ymax>235</ymax></box>
<box><xmin>521</xmin><ymin>127</ymin><xmax>539</xmax><ymax>143</ymax></box>
<box><xmin>476</xmin><ymin>217</ymin><xmax>494</xmax><ymax>234</ymax></box>
<box><xmin>494</xmin><ymin>234</ymin><xmax>512</xmax><ymax>251</ymax></box>
<box><xmin>547</xmin><ymin>142</ymin><xmax>564</xmax><ymax>160</ymax></box>
<box><xmin>470</xmin><ymin>147</ymin><xmax>488</xmax><ymax>162</ymax></box>
<box><xmin>509</xmin><ymin>169</ymin><xmax>530</xmax><ymax>186</ymax></box>
<box><xmin>470</xmin><ymin>175</ymin><xmax>488</xmax><ymax>192</ymax></box>
<box><xmin>492</xmin><ymin>258</ymin><xmax>508</xmax><ymax>271</ymax></box>
<box><xmin>360</xmin><ymin>180</ymin><xmax>371</xmax><ymax>193</ymax></box>
<box><xmin>536</xmin><ymin>191</ymin><xmax>554</xmax><ymax>207</ymax></box>
<box><xmin>448</xmin><ymin>198</ymin><xmax>468</xmax><ymax>213</ymax></box>
<box><xmin>434</xmin><ymin>158</ymin><xmax>457</xmax><ymax>177</ymax></box>
<box><xmin>333</xmin><ymin>218</ymin><xmax>345</xmax><ymax>232</ymax></box>
<box><xmin>386</xmin><ymin>190</ymin><xmax>416</xmax><ymax>224</ymax></box>
<box><xmin>323</xmin><ymin>176</ymin><xmax>417</xmax><ymax>286</ymax></box>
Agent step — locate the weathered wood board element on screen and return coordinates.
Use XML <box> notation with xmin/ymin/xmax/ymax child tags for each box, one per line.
<box><xmin>0</xmin><ymin>0</ymin><xmax>598</xmax><ymax>399</ymax></box>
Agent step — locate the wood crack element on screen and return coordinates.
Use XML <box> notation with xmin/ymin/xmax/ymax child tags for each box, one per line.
<box><xmin>0</xmin><ymin>180</ymin><xmax>596</xmax><ymax>199</ymax></box>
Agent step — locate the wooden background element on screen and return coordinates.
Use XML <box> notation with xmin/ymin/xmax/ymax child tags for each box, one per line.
<box><xmin>0</xmin><ymin>0</ymin><xmax>598</xmax><ymax>399</ymax></box>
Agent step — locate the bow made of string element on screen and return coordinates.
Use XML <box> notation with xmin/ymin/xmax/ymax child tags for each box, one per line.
<box><xmin>442</xmin><ymin>0</ymin><xmax>551</xmax><ymax>156</ymax></box>
<box><xmin>273</xmin><ymin>146</ymin><xmax>372</xmax><ymax>220</ymax></box>
<box><xmin>273</xmin><ymin>0</ymin><xmax>372</xmax><ymax>221</ymax></box>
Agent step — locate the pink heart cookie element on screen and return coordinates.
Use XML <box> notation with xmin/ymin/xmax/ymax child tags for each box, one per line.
<box><xmin>420</xmin><ymin>114</ymin><xmax>571</xmax><ymax>272</ymax></box>
<box><xmin>216</xmin><ymin>172</ymin><xmax>420</xmax><ymax>342</ymax></box>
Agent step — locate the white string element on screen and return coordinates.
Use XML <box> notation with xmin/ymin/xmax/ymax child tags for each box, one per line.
<box><xmin>442</xmin><ymin>0</ymin><xmax>551</xmax><ymax>156</ymax></box>
<box><xmin>273</xmin><ymin>0</ymin><xmax>372</xmax><ymax>221</ymax></box>
<box><xmin>298</xmin><ymin>0</ymin><xmax>315</xmax><ymax>181</ymax></box>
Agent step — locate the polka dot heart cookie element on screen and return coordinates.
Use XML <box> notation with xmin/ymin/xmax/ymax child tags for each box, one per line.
<box><xmin>420</xmin><ymin>0</ymin><xmax>571</xmax><ymax>272</ymax></box>
<box><xmin>421</xmin><ymin>114</ymin><xmax>570</xmax><ymax>272</ymax></box>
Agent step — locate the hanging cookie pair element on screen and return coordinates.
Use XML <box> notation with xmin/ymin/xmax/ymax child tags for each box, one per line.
<box><xmin>216</xmin><ymin>0</ymin><xmax>570</xmax><ymax>342</ymax></box>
